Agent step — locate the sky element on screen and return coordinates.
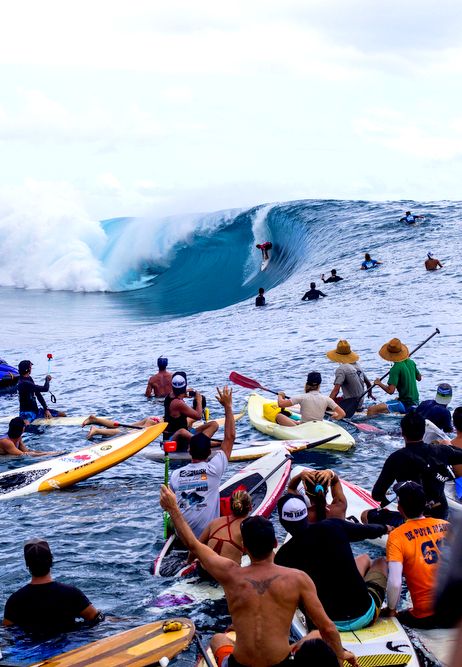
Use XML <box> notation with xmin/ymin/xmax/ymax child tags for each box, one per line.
<box><xmin>1</xmin><ymin>0</ymin><xmax>462</xmax><ymax>219</ymax></box>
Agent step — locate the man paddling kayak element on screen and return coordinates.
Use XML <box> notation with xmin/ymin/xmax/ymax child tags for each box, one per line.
<box><xmin>326</xmin><ymin>340</ymin><xmax>374</xmax><ymax>410</ymax></box>
<box><xmin>277</xmin><ymin>372</ymin><xmax>345</xmax><ymax>424</ymax></box>
<box><xmin>160</xmin><ymin>487</ymin><xmax>358</xmax><ymax>667</ymax></box>
<box><xmin>367</xmin><ymin>337</ymin><xmax>421</xmax><ymax>416</ymax></box>
<box><xmin>17</xmin><ymin>360</ymin><xmax>65</xmax><ymax>424</ymax></box>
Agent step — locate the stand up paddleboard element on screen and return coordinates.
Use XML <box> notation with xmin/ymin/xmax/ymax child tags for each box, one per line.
<box><xmin>0</xmin><ymin>423</ymin><xmax>166</xmax><ymax>500</ymax></box>
<box><xmin>28</xmin><ymin>617</ymin><xmax>195</xmax><ymax>666</ymax></box>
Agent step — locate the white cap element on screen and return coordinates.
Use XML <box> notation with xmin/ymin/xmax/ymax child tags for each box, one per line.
<box><xmin>279</xmin><ymin>496</ymin><xmax>308</xmax><ymax>522</ymax></box>
<box><xmin>171</xmin><ymin>373</ymin><xmax>187</xmax><ymax>392</ymax></box>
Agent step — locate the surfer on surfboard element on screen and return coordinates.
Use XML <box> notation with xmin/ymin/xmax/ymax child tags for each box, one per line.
<box><xmin>256</xmin><ymin>242</ymin><xmax>272</xmax><ymax>261</ymax></box>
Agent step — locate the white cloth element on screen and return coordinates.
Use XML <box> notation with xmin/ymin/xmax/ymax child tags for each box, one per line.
<box><xmin>290</xmin><ymin>391</ymin><xmax>338</xmax><ymax>421</ymax></box>
<box><xmin>170</xmin><ymin>450</ymin><xmax>228</xmax><ymax>537</ymax></box>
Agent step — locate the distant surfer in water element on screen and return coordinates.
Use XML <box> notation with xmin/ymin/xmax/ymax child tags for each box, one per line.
<box><xmin>400</xmin><ymin>211</ymin><xmax>424</xmax><ymax>225</ymax></box>
<box><xmin>17</xmin><ymin>360</ymin><xmax>65</xmax><ymax>424</ymax></box>
<box><xmin>321</xmin><ymin>269</ymin><xmax>343</xmax><ymax>283</ymax></box>
<box><xmin>256</xmin><ymin>241</ymin><xmax>272</xmax><ymax>261</ymax></box>
<box><xmin>145</xmin><ymin>356</ymin><xmax>172</xmax><ymax>398</ymax></box>
<box><xmin>255</xmin><ymin>287</ymin><xmax>266</xmax><ymax>307</ymax></box>
<box><xmin>361</xmin><ymin>253</ymin><xmax>382</xmax><ymax>270</ymax></box>
<box><xmin>425</xmin><ymin>253</ymin><xmax>443</xmax><ymax>271</ymax></box>
<box><xmin>302</xmin><ymin>283</ymin><xmax>327</xmax><ymax>301</ymax></box>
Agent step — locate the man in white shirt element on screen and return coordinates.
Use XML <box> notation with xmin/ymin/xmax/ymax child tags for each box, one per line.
<box><xmin>277</xmin><ymin>372</ymin><xmax>345</xmax><ymax>423</ymax></box>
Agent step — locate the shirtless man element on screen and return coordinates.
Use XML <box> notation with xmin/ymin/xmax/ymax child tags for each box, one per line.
<box><xmin>0</xmin><ymin>418</ymin><xmax>53</xmax><ymax>456</ymax></box>
<box><xmin>160</xmin><ymin>486</ymin><xmax>358</xmax><ymax>667</ymax></box>
<box><xmin>145</xmin><ymin>357</ymin><xmax>172</xmax><ymax>398</ymax></box>
<box><xmin>425</xmin><ymin>253</ymin><xmax>443</xmax><ymax>271</ymax></box>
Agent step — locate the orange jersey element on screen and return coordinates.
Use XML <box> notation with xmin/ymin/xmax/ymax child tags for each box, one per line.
<box><xmin>387</xmin><ymin>517</ymin><xmax>449</xmax><ymax>617</ymax></box>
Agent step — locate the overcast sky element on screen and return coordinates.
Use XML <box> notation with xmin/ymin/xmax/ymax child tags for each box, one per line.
<box><xmin>1</xmin><ymin>0</ymin><xmax>462</xmax><ymax>218</ymax></box>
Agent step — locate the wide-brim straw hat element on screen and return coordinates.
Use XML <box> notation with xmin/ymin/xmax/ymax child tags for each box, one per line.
<box><xmin>326</xmin><ymin>340</ymin><xmax>359</xmax><ymax>364</ymax></box>
<box><xmin>379</xmin><ymin>338</ymin><xmax>409</xmax><ymax>362</ymax></box>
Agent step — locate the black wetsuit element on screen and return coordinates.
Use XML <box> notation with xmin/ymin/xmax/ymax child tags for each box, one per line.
<box><xmin>255</xmin><ymin>295</ymin><xmax>266</xmax><ymax>307</ymax></box>
<box><xmin>322</xmin><ymin>275</ymin><xmax>343</xmax><ymax>283</ymax></box>
<box><xmin>301</xmin><ymin>288</ymin><xmax>327</xmax><ymax>301</ymax></box>
<box><xmin>275</xmin><ymin>519</ymin><xmax>387</xmax><ymax>622</ymax></box>
<box><xmin>163</xmin><ymin>395</ymin><xmax>188</xmax><ymax>439</ymax></box>
<box><xmin>18</xmin><ymin>376</ymin><xmax>49</xmax><ymax>416</ymax></box>
<box><xmin>372</xmin><ymin>442</ymin><xmax>462</xmax><ymax>519</ymax></box>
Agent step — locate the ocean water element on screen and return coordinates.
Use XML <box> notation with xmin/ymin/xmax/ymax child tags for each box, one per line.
<box><xmin>0</xmin><ymin>199</ymin><xmax>460</xmax><ymax>664</ymax></box>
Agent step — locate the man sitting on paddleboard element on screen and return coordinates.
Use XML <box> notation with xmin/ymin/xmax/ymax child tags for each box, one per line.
<box><xmin>275</xmin><ymin>489</ymin><xmax>389</xmax><ymax>633</ymax></box>
<box><xmin>301</xmin><ymin>282</ymin><xmax>327</xmax><ymax>301</ymax></box>
<box><xmin>384</xmin><ymin>481</ymin><xmax>450</xmax><ymax>629</ymax></box>
<box><xmin>362</xmin><ymin>412</ymin><xmax>462</xmax><ymax>528</ymax></box>
<box><xmin>367</xmin><ymin>337</ymin><xmax>421</xmax><ymax>416</ymax></box>
<box><xmin>360</xmin><ymin>253</ymin><xmax>382</xmax><ymax>270</ymax></box>
<box><xmin>17</xmin><ymin>360</ymin><xmax>65</xmax><ymax>424</ymax></box>
<box><xmin>145</xmin><ymin>356</ymin><xmax>172</xmax><ymax>398</ymax></box>
<box><xmin>3</xmin><ymin>538</ymin><xmax>103</xmax><ymax>636</ymax></box>
<box><xmin>326</xmin><ymin>340</ymin><xmax>374</xmax><ymax>411</ymax></box>
<box><xmin>169</xmin><ymin>386</ymin><xmax>235</xmax><ymax>538</ymax></box>
<box><xmin>160</xmin><ymin>487</ymin><xmax>357</xmax><ymax>667</ymax></box>
<box><xmin>0</xmin><ymin>418</ymin><xmax>53</xmax><ymax>457</ymax></box>
<box><xmin>277</xmin><ymin>372</ymin><xmax>345</xmax><ymax>424</ymax></box>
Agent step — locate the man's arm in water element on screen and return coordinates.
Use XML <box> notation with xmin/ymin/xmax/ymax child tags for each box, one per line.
<box><xmin>297</xmin><ymin>571</ymin><xmax>358</xmax><ymax>666</ymax></box>
<box><xmin>145</xmin><ymin>376</ymin><xmax>155</xmax><ymax>397</ymax></box>
<box><xmin>160</xmin><ymin>485</ymin><xmax>237</xmax><ymax>582</ymax></box>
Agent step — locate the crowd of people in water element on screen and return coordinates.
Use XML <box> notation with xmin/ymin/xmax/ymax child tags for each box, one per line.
<box><xmin>1</xmin><ymin>210</ymin><xmax>461</xmax><ymax>666</ymax></box>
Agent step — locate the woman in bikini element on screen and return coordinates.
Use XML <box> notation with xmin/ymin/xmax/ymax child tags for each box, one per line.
<box><xmin>194</xmin><ymin>490</ymin><xmax>252</xmax><ymax>566</ymax></box>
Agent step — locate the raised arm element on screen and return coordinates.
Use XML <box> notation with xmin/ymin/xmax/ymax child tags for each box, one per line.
<box><xmin>216</xmin><ymin>386</ymin><xmax>235</xmax><ymax>459</ymax></box>
<box><xmin>160</xmin><ymin>485</ymin><xmax>238</xmax><ymax>582</ymax></box>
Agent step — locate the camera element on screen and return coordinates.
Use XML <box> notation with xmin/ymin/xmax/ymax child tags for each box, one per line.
<box><xmin>188</xmin><ymin>390</ymin><xmax>196</xmax><ymax>398</ymax></box>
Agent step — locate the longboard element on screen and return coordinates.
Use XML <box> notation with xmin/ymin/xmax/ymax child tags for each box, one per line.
<box><xmin>0</xmin><ymin>423</ymin><xmax>166</xmax><ymax>500</ymax></box>
<box><xmin>144</xmin><ymin>439</ymin><xmax>313</xmax><ymax>463</ymax></box>
<box><xmin>29</xmin><ymin>617</ymin><xmax>195</xmax><ymax>666</ymax></box>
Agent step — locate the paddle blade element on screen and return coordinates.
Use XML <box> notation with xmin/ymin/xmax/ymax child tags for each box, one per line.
<box><xmin>229</xmin><ymin>371</ymin><xmax>263</xmax><ymax>390</ymax></box>
<box><xmin>353</xmin><ymin>422</ymin><xmax>384</xmax><ymax>434</ymax></box>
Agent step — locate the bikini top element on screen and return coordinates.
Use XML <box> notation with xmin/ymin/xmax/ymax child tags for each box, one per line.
<box><xmin>208</xmin><ymin>516</ymin><xmax>245</xmax><ymax>555</ymax></box>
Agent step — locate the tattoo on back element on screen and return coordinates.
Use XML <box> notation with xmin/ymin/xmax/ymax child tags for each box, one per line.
<box><xmin>245</xmin><ymin>575</ymin><xmax>280</xmax><ymax>595</ymax></box>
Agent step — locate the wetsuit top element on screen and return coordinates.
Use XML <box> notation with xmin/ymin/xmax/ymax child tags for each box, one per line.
<box><xmin>416</xmin><ymin>400</ymin><xmax>452</xmax><ymax>433</ymax></box>
<box><xmin>322</xmin><ymin>275</ymin><xmax>343</xmax><ymax>283</ymax></box>
<box><xmin>208</xmin><ymin>516</ymin><xmax>245</xmax><ymax>556</ymax></box>
<box><xmin>302</xmin><ymin>289</ymin><xmax>327</xmax><ymax>301</ymax></box>
<box><xmin>18</xmin><ymin>376</ymin><xmax>49</xmax><ymax>414</ymax></box>
<box><xmin>163</xmin><ymin>395</ymin><xmax>188</xmax><ymax>435</ymax></box>
<box><xmin>372</xmin><ymin>442</ymin><xmax>462</xmax><ymax>519</ymax></box>
<box><xmin>275</xmin><ymin>519</ymin><xmax>387</xmax><ymax>621</ymax></box>
<box><xmin>361</xmin><ymin>259</ymin><xmax>379</xmax><ymax>269</ymax></box>
<box><xmin>4</xmin><ymin>581</ymin><xmax>91</xmax><ymax>636</ymax></box>
<box><xmin>255</xmin><ymin>295</ymin><xmax>266</xmax><ymax>307</ymax></box>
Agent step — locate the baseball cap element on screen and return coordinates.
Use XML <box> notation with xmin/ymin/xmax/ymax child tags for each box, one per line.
<box><xmin>171</xmin><ymin>372</ymin><xmax>187</xmax><ymax>395</ymax></box>
<box><xmin>24</xmin><ymin>538</ymin><xmax>52</xmax><ymax>569</ymax></box>
<box><xmin>18</xmin><ymin>360</ymin><xmax>33</xmax><ymax>375</ymax></box>
<box><xmin>306</xmin><ymin>371</ymin><xmax>322</xmax><ymax>386</ymax></box>
<box><xmin>277</xmin><ymin>494</ymin><xmax>308</xmax><ymax>523</ymax></box>
<box><xmin>435</xmin><ymin>383</ymin><xmax>452</xmax><ymax>405</ymax></box>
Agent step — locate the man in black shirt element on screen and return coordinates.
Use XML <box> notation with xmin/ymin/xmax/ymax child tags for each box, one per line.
<box><xmin>255</xmin><ymin>287</ymin><xmax>266</xmax><ymax>307</ymax></box>
<box><xmin>302</xmin><ymin>282</ymin><xmax>327</xmax><ymax>301</ymax></box>
<box><xmin>3</xmin><ymin>538</ymin><xmax>102</xmax><ymax>636</ymax></box>
<box><xmin>275</xmin><ymin>494</ymin><xmax>388</xmax><ymax>631</ymax></box>
<box><xmin>17</xmin><ymin>360</ymin><xmax>65</xmax><ymax>424</ymax></box>
<box><xmin>321</xmin><ymin>269</ymin><xmax>343</xmax><ymax>283</ymax></box>
<box><xmin>362</xmin><ymin>412</ymin><xmax>462</xmax><ymax>527</ymax></box>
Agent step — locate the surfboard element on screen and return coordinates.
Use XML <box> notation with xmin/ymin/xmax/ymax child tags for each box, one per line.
<box><xmin>292</xmin><ymin>612</ymin><xmax>419</xmax><ymax>666</ymax></box>
<box><xmin>144</xmin><ymin>439</ymin><xmax>313</xmax><ymax>463</ymax></box>
<box><xmin>261</xmin><ymin>256</ymin><xmax>270</xmax><ymax>271</ymax></box>
<box><xmin>196</xmin><ymin>631</ymin><xmax>236</xmax><ymax>666</ymax></box>
<box><xmin>0</xmin><ymin>422</ymin><xmax>166</xmax><ymax>500</ymax></box>
<box><xmin>152</xmin><ymin>448</ymin><xmax>291</xmax><ymax>578</ymax></box>
<box><xmin>29</xmin><ymin>617</ymin><xmax>195</xmax><ymax>666</ymax></box>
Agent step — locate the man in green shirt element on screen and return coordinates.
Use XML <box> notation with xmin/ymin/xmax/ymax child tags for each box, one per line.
<box><xmin>367</xmin><ymin>338</ymin><xmax>421</xmax><ymax>416</ymax></box>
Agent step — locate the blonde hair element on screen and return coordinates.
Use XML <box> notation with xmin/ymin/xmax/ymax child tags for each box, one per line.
<box><xmin>231</xmin><ymin>490</ymin><xmax>252</xmax><ymax>517</ymax></box>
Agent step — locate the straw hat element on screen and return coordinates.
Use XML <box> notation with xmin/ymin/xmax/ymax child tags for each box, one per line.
<box><xmin>326</xmin><ymin>340</ymin><xmax>359</xmax><ymax>364</ymax></box>
<box><xmin>379</xmin><ymin>338</ymin><xmax>409</xmax><ymax>362</ymax></box>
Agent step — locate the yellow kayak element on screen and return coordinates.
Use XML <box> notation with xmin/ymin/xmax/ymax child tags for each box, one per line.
<box><xmin>247</xmin><ymin>394</ymin><xmax>354</xmax><ymax>451</ymax></box>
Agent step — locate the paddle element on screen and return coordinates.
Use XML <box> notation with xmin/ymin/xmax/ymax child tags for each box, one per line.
<box><xmin>195</xmin><ymin>632</ymin><xmax>215</xmax><ymax>667</ymax></box>
<box><xmin>340</xmin><ymin>327</ymin><xmax>441</xmax><ymax>418</ymax></box>
<box><xmin>228</xmin><ymin>372</ymin><xmax>381</xmax><ymax>434</ymax></box>
<box><xmin>47</xmin><ymin>353</ymin><xmax>57</xmax><ymax>404</ymax></box>
<box><xmin>164</xmin><ymin>441</ymin><xmax>177</xmax><ymax>539</ymax></box>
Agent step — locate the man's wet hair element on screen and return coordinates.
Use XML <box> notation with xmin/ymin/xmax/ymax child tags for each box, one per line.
<box><xmin>8</xmin><ymin>417</ymin><xmax>26</xmax><ymax>439</ymax></box>
<box><xmin>310</xmin><ymin>282</ymin><xmax>315</xmax><ymax>289</ymax></box>
<box><xmin>401</xmin><ymin>411</ymin><xmax>426</xmax><ymax>441</ymax></box>
<box><xmin>240</xmin><ymin>516</ymin><xmax>275</xmax><ymax>560</ymax></box>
